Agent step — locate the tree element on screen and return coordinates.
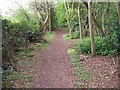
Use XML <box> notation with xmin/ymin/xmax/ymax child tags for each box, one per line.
<box><xmin>105</xmin><ymin>1</ymin><xmax>110</xmax><ymax>36</ymax></box>
<box><xmin>2</xmin><ymin>19</ymin><xmax>17</xmax><ymax>70</ymax></box>
<box><xmin>41</xmin><ymin>0</ymin><xmax>50</xmax><ymax>31</ymax></box>
<box><xmin>117</xmin><ymin>1</ymin><xmax>120</xmax><ymax>53</ymax></box>
<box><xmin>18</xmin><ymin>5</ymin><xmax>30</xmax><ymax>49</ymax></box>
<box><xmin>72</xmin><ymin>0</ymin><xmax>74</xmax><ymax>10</ymax></box>
<box><xmin>117</xmin><ymin>1</ymin><xmax>120</xmax><ymax>25</ymax></box>
<box><xmin>78</xmin><ymin>1</ymin><xmax>82</xmax><ymax>42</ymax></box>
<box><xmin>93</xmin><ymin>2</ymin><xmax>99</xmax><ymax>36</ymax></box>
<box><xmin>88</xmin><ymin>2</ymin><xmax>95</xmax><ymax>56</ymax></box>
<box><xmin>82</xmin><ymin>2</ymin><xmax>105</xmax><ymax>37</ymax></box>
<box><xmin>48</xmin><ymin>3</ymin><xmax>52</xmax><ymax>31</ymax></box>
<box><xmin>34</xmin><ymin>0</ymin><xmax>43</xmax><ymax>24</ymax></box>
<box><xmin>102</xmin><ymin>3</ymin><xmax>106</xmax><ymax>36</ymax></box>
<box><xmin>34</xmin><ymin>0</ymin><xmax>50</xmax><ymax>32</ymax></box>
<box><xmin>102</xmin><ymin>1</ymin><xmax>109</xmax><ymax>37</ymax></box>
<box><xmin>64</xmin><ymin>0</ymin><xmax>72</xmax><ymax>35</ymax></box>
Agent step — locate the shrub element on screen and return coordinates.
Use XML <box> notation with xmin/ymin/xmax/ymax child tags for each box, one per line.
<box><xmin>76</xmin><ymin>37</ymin><xmax>91</xmax><ymax>54</ymax></box>
<box><xmin>71</xmin><ymin>30</ymin><xmax>80</xmax><ymax>39</ymax></box>
<box><xmin>76</xmin><ymin>36</ymin><xmax>117</xmax><ymax>55</ymax></box>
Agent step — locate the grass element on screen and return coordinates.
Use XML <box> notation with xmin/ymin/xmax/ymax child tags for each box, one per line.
<box><xmin>44</xmin><ymin>31</ymin><xmax>55</xmax><ymax>43</ymax></box>
<box><xmin>68</xmin><ymin>47</ymin><xmax>92</xmax><ymax>88</ymax></box>
<box><xmin>63</xmin><ymin>34</ymin><xmax>72</xmax><ymax>40</ymax></box>
<box><xmin>64</xmin><ymin>33</ymin><xmax>92</xmax><ymax>87</ymax></box>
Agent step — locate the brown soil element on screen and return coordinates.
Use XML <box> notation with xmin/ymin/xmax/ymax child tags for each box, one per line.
<box><xmin>67</xmin><ymin>38</ymin><xmax>119</xmax><ymax>88</ymax></box>
<box><xmin>32</xmin><ymin>30</ymin><xmax>77</xmax><ymax>88</ymax></box>
<box><xmin>82</xmin><ymin>55</ymin><xmax>119</xmax><ymax>88</ymax></box>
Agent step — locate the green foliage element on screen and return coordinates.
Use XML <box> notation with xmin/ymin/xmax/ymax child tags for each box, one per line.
<box><xmin>26</xmin><ymin>76</ymin><xmax>33</xmax><ymax>82</ymax></box>
<box><xmin>63</xmin><ymin>30</ymin><xmax>80</xmax><ymax>40</ymax></box>
<box><xmin>2</xmin><ymin>70</ymin><xmax>23</xmax><ymax>88</ymax></box>
<box><xmin>63</xmin><ymin>34</ymin><xmax>72</xmax><ymax>40</ymax></box>
<box><xmin>71</xmin><ymin>30</ymin><xmax>80</xmax><ymax>39</ymax></box>
<box><xmin>16</xmin><ymin>49</ymin><xmax>34</xmax><ymax>59</ymax></box>
<box><xmin>76</xmin><ymin>37</ymin><xmax>91</xmax><ymax>54</ymax></box>
<box><xmin>51</xmin><ymin>6</ymin><xmax>58</xmax><ymax>28</ymax></box>
<box><xmin>44</xmin><ymin>32</ymin><xmax>55</xmax><ymax>43</ymax></box>
<box><xmin>54</xmin><ymin>2</ymin><xmax>66</xmax><ymax>27</ymax></box>
<box><xmin>70</xmin><ymin>9</ymin><xmax>78</xmax><ymax>25</ymax></box>
<box><xmin>76</xmin><ymin>36</ymin><xmax>117</xmax><ymax>55</ymax></box>
<box><xmin>2</xmin><ymin>17</ymin><xmax>40</xmax><ymax>46</ymax></box>
<box><xmin>2</xmin><ymin>6</ymin><xmax>41</xmax><ymax>67</ymax></box>
<box><xmin>2</xmin><ymin>6</ymin><xmax>46</xmax><ymax>88</ymax></box>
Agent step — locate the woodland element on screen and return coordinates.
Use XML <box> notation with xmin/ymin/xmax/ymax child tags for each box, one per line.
<box><xmin>1</xmin><ymin>0</ymin><xmax>120</xmax><ymax>88</ymax></box>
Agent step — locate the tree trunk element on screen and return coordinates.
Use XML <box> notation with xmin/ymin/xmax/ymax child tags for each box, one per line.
<box><xmin>41</xmin><ymin>1</ymin><xmax>50</xmax><ymax>32</ymax></box>
<box><xmin>82</xmin><ymin>2</ymin><xmax>105</xmax><ymax>37</ymax></box>
<box><xmin>35</xmin><ymin>0</ymin><xmax>43</xmax><ymax>23</ymax></box>
<box><xmin>105</xmin><ymin>1</ymin><xmax>110</xmax><ymax>36</ymax></box>
<box><xmin>49</xmin><ymin>6</ymin><xmax>51</xmax><ymax>32</ymax></box>
<box><xmin>25</xmin><ymin>32</ymin><xmax>28</xmax><ymax>49</ymax></box>
<box><xmin>72</xmin><ymin>0</ymin><xmax>74</xmax><ymax>10</ymax></box>
<box><xmin>92</xmin><ymin>18</ymin><xmax>105</xmax><ymax>37</ymax></box>
<box><xmin>7</xmin><ymin>43</ymin><xmax>17</xmax><ymax>70</ymax></box>
<box><xmin>94</xmin><ymin>2</ymin><xmax>100</xmax><ymax>36</ymax></box>
<box><xmin>5</xmin><ymin>30</ymin><xmax>18</xmax><ymax>71</ymax></box>
<box><xmin>118</xmin><ymin>1</ymin><xmax>120</xmax><ymax>25</ymax></box>
<box><xmin>88</xmin><ymin>2</ymin><xmax>95</xmax><ymax>56</ymax></box>
<box><xmin>117</xmin><ymin>1</ymin><xmax>120</xmax><ymax>54</ymax></box>
<box><xmin>67</xmin><ymin>1</ymin><xmax>72</xmax><ymax>35</ymax></box>
<box><xmin>35</xmin><ymin>0</ymin><xmax>49</xmax><ymax>32</ymax></box>
<box><xmin>78</xmin><ymin>1</ymin><xmax>82</xmax><ymax>42</ymax></box>
<box><xmin>102</xmin><ymin>2</ymin><xmax>109</xmax><ymax>37</ymax></box>
<box><xmin>102</xmin><ymin>4</ymin><xmax>106</xmax><ymax>35</ymax></box>
<box><xmin>64</xmin><ymin>0</ymin><xmax>72</xmax><ymax>35</ymax></box>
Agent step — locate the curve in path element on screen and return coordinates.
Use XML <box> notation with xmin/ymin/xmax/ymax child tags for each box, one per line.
<box><xmin>32</xmin><ymin>30</ymin><xmax>76</xmax><ymax>88</ymax></box>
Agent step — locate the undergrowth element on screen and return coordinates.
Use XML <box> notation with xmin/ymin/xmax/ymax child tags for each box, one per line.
<box><xmin>76</xmin><ymin>36</ymin><xmax>117</xmax><ymax>56</ymax></box>
<box><xmin>2</xmin><ymin>31</ymin><xmax>55</xmax><ymax>88</ymax></box>
<box><xmin>67</xmin><ymin>48</ymin><xmax>92</xmax><ymax>88</ymax></box>
<box><xmin>64</xmin><ymin>33</ymin><xmax>92</xmax><ymax>87</ymax></box>
<box><xmin>63</xmin><ymin>34</ymin><xmax>72</xmax><ymax>40</ymax></box>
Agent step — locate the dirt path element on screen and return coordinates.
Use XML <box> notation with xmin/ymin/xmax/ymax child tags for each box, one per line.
<box><xmin>32</xmin><ymin>30</ymin><xmax>76</xmax><ymax>88</ymax></box>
